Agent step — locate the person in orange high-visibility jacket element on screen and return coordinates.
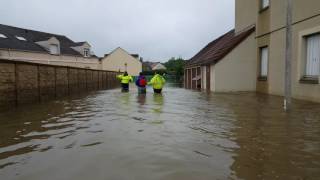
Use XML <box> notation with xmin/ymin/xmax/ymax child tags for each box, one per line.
<box><xmin>148</xmin><ymin>72</ymin><xmax>166</xmax><ymax>94</ymax></box>
<box><xmin>117</xmin><ymin>72</ymin><xmax>133</xmax><ymax>92</ymax></box>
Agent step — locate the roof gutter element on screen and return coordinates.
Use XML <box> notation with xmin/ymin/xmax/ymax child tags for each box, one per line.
<box><xmin>0</xmin><ymin>48</ymin><xmax>99</xmax><ymax>59</ymax></box>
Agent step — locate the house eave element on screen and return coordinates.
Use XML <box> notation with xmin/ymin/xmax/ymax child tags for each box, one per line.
<box><xmin>0</xmin><ymin>48</ymin><xmax>98</xmax><ymax>59</ymax></box>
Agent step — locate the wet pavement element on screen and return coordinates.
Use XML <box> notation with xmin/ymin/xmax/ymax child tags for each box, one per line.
<box><xmin>0</xmin><ymin>85</ymin><xmax>320</xmax><ymax>180</ymax></box>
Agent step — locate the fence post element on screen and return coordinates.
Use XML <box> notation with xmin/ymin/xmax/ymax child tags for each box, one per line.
<box><xmin>67</xmin><ymin>67</ymin><xmax>70</xmax><ymax>96</ymax></box>
<box><xmin>98</xmin><ymin>71</ymin><xmax>100</xmax><ymax>90</ymax></box>
<box><xmin>92</xmin><ymin>70</ymin><xmax>94</xmax><ymax>90</ymax></box>
<box><xmin>77</xmin><ymin>69</ymin><xmax>80</xmax><ymax>93</ymax></box>
<box><xmin>37</xmin><ymin>64</ymin><xmax>41</xmax><ymax>102</ymax></box>
<box><xmin>85</xmin><ymin>69</ymin><xmax>88</xmax><ymax>91</ymax></box>
<box><xmin>54</xmin><ymin>67</ymin><xmax>57</xmax><ymax>99</ymax></box>
<box><xmin>14</xmin><ymin>63</ymin><xmax>18</xmax><ymax>106</ymax></box>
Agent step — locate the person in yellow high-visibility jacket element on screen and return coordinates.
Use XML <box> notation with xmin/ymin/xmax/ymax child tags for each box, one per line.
<box><xmin>148</xmin><ymin>72</ymin><xmax>166</xmax><ymax>94</ymax></box>
<box><xmin>117</xmin><ymin>72</ymin><xmax>133</xmax><ymax>92</ymax></box>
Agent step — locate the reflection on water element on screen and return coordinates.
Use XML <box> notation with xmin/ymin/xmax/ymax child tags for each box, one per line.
<box><xmin>0</xmin><ymin>86</ymin><xmax>320</xmax><ymax>180</ymax></box>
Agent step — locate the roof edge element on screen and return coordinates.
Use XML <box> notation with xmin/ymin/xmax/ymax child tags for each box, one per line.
<box><xmin>186</xmin><ymin>26</ymin><xmax>255</xmax><ymax>67</ymax></box>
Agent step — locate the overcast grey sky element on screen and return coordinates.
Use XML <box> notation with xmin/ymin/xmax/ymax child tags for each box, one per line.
<box><xmin>0</xmin><ymin>0</ymin><xmax>234</xmax><ymax>62</ymax></box>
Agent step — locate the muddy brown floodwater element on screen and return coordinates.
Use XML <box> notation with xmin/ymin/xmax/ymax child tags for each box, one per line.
<box><xmin>0</xmin><ymin>85</ymin><xmax>320</xmax><ymax>180</ymax></box>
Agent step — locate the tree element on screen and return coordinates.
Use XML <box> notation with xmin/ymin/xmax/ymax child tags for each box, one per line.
<box><xmin>164</xmin><ymin>57</ymin><xmax>186</xmax><ymax>76</ymax></box>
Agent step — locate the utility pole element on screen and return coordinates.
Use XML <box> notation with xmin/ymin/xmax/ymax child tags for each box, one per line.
<box><xmin>284</xmin><ymin>0</ymin><xmax>292</xmax><ymax>111</ymax></box>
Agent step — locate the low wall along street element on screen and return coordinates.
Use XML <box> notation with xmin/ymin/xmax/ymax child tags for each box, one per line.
<box><xmin>0</xmin><ymin>59</ymin><xmax>120</xmax><ymax>109</ymax></box>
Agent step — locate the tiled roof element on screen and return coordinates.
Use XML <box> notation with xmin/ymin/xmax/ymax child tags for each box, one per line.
<box><xmin>0</xmin><ymin>24</ymin><xmax>92</xmax><ymax>56</ymax></box>
<box><xmin>186</xmin><ymin>26</ymin><xmax>255</xmax><ymax>67</ymax></box>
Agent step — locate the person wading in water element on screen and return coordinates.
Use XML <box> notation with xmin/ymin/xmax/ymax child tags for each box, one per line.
<box><xmin>135</xmin><ymin>72</ymin><xmax>147</xmax><ymax>94</ymax></box>
<box><xmin>117</xmin><ymin>71</ymin><xmax>133</xmax><ymax>92</ymax></box>
<box><xmin>148</xmin><ymin>71</ymin><xmax>166</xmax><ymax>94</ymax></box>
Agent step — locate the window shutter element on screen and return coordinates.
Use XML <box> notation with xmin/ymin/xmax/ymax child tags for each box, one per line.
<box><xmin>306</xmin><ymin>34</ymin><xmax>320</xmax><ymax>76</ymax></box>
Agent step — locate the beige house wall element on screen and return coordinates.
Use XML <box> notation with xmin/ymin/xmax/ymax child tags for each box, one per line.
<box><xmin>0</xmin><ymin>49</ymin><xmax>101</xmax><ymax>69</ymax></box>
<box><xmin>255</xmin><ymin>0</ymin><xmax>320</xmax><ymax>102</ymax></box>
<box><xmin>201</xmin><ymin>66</ymin><xmax>207</xmax><ymax>89</ymax></box>
<box><xmin>269</xmin><ymin>0</ymin><xmax>285</xmax><ymax>31</ymax></box>
<box><xmin>292</xmin><ymin>0</ymin><xmax>320</xmax><ymax>101</ymax></box>
<box><xmin>257</xmin><ymin>7</ymin><xmax>270</xmax><ymax>36</ymax></box>
<box><xmin>212</xmin><ymin>33</ymin><xmax>257</xmax><ymax>92</ymax></box>
<box><xmin>101</xmin><ymin>47</ymin><xmax>142</xmax><ymax>76</ymax></box>
<box><xmin>267</xmin><ymin>0</ymin><xmax>320</xmax><ymax>33</ymax></box>
<box><xmin>293</xmin><ymin>1</ymin><xmax>320</xmax><ymax>24</ymax></box>
<box><xmin>210</xmin><ymin>65</ymin><xmax>215</xmax><ymax>92</ymax></box>
<box><xmin>268</xmin><ymin>30</ymin><xmax>285</xmax><ymax>96</ymax></box>
<box><xmin>186</xmin><ymin>0</ymin><xmax>320</xmax><ymax>102</ymax></box>
<box><xmin>256</xmin><ymin>34</ymin><xmax>270</xmax><ymax>94</ymax></box>
<box><xmin>235</xmin><ymin>0</ymin><xmax>257</xmax><ymax>33</ymax></box>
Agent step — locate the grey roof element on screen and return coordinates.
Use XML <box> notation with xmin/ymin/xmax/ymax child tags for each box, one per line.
<box><xmin>0</xmin><ymin>24</ymin><xmax>91</xmax><ymax>56</ymax></box>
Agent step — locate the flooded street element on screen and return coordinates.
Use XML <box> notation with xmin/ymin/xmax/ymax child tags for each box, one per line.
<box><xmin>0</xmin><ymin>85</ymin><xmax>320</xmax><ymax>180</ymax></box>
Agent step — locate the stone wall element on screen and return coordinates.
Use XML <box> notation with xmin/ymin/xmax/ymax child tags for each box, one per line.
<box><xmin>0</xmin><ymin>59</ymin><xmax>120</xmax><ymax>109</ymax></box>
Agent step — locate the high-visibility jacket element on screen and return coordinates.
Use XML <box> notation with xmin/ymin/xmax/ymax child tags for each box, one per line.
<box><xmin>148</xmin><ymin>74</ymin><xmax>166</xmax><ymax>89</ymax></box>
<box><xmin>117</xmin><ymin>74</ymin><xmax>133</xmax><ymax>84</ymax></box>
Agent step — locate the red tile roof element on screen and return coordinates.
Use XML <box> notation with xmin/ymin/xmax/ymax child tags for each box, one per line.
<box><xmin>186</xmin><ymin>26</ymin><xmax>255</xmax><ymax>67</ymax></box>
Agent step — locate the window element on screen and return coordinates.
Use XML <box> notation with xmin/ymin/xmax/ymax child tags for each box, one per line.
<box><xmin>84</xmin><ymin>48</ymin><xmax>90</xmax><ymax>57</ymax></box>
<box><xmin>261</xmin><ymin>0</ymin><xmax>270</xmax><ymax>9</ymax></box>
<box><xmin>49</xmin><ymin>44</ymin><xmax>59</xmax><ymax>55</ymax></box>
<box><xmin>15</xmin><ymin>36</ymin><xmax>27</xmax><ymax>41</ymax></box>
<box><xmin>305</xmin><ymin>34</ymin><xmax>320</xmax><ymax>77</ymax></box>
<box><xmin>0</xmin><ymin>33</ymin><xmax>7</xmax><ymax>38</ymax></box>
<box><xmin>260</xmin><ymin>47</ymin><xmax>269</xmax><ymax>78</ymax></box>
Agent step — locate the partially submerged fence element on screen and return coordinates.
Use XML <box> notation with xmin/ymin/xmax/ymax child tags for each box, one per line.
<box><xmin>0</xmin><ymin>59</ymin><xmax>120</xmax><ymax>109</ymax></box>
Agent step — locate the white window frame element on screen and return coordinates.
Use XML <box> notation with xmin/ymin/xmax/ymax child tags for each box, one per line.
<box><xmin>261</xmin><ymin>0</ymin><xmax>270</xmax><ymax>9</ymax></box>
<box><xmin>49</xmin><ymin>44</ymin><xmax>59</xmax><ymax>55</ymax></box>
<box><xmin>305</xmin><ymin>34</ymin><xmax>320</xmax><ymax>77</ymax></box>
<box><xmin>260</xmin><ymin>46</ymin><xmax>269</xmax><ymax>78</ymax></box>
<box><xmin>15</xmin><ymin>36</ymin><xmax>27</xmax><ymax>41</ymax></box>
<box><xmin>0</xmin><ymin>33</ymin><xmax>7</xmax><ymax>38</ymax></box>
<box><xmin>84</xmin><ymin>48</ymin><xmax>90</xmax><ymax>57</ymax></box>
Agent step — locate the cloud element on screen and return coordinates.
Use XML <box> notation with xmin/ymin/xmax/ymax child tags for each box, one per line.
<box><xmin>0</xmin><ymin>0</ymin><xmax>234</xmax><ymax>61</ymax></box>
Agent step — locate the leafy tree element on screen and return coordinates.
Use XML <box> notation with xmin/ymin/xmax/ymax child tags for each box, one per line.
<box><xmin>164</xmin><ymin>57</ymin><xmax>186</xmax><ymax>76</ymax></box>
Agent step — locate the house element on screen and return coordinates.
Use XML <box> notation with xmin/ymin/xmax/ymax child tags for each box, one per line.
<box><xmin>142</xmin><ymin>61</ymin><xmax>154</xmax><ymax>71</ymax></box>
<box><xmin>0</xmin><ymin>24</ymin><xmax>100</xmax><ymax>69</ymax></box>
<box><xmin>151</xmin><ymin>63</ymin><xmax>167</xmax><ymax>71</ymax></box>
<box><xmin>101</xmin><ymin>47</ymin><xmax>142</xmax><ymax>76</ymax></box>
<box><xmin>240</xmin><ymin>0</ymin><xmax>320</xmax><ymax>102</ymax></box>
<box><xmin>143</xmin><ymin>61</ymin><xmax>166</xmax><ymax>71</ymax></box>
<box><xmin>185</xmin><ymin>0</ymin><xmax>320</xmax><ymax>103</ymax></box>
<box><xmin>185</xmin><ymin>26</ymin><xmax>257</xmax><ymax>91</ymax></box>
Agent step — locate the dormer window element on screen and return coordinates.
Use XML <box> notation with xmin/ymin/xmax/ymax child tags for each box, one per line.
<box><xmin>0</xmin><ymin>34</ymin><xmax>7</xmax><ymax>38</ymax></box>
<box><xmin>49</xmin><ymin>44</ymin><xmax>59</xmax><ymax>55</ymax></box>
<box><xmin>15</xmin><ymin>36</ymin><xmax>27</xmax><ymax>41</ymax></box>
<box><xmin>261</xmin><ymin>0</ymin><xmax>270</xmax><ymax>10</ymax></box>
<box><xmin>84</xmin><ymin>48</ymin><xmax>90</xmax><ymax>57</ymax></box>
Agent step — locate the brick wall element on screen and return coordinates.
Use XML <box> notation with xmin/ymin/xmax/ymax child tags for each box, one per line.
<box><xmin>0</xmin><ymin>59</ymin><xmax>120</xmax><ymax>109</ymax></box>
